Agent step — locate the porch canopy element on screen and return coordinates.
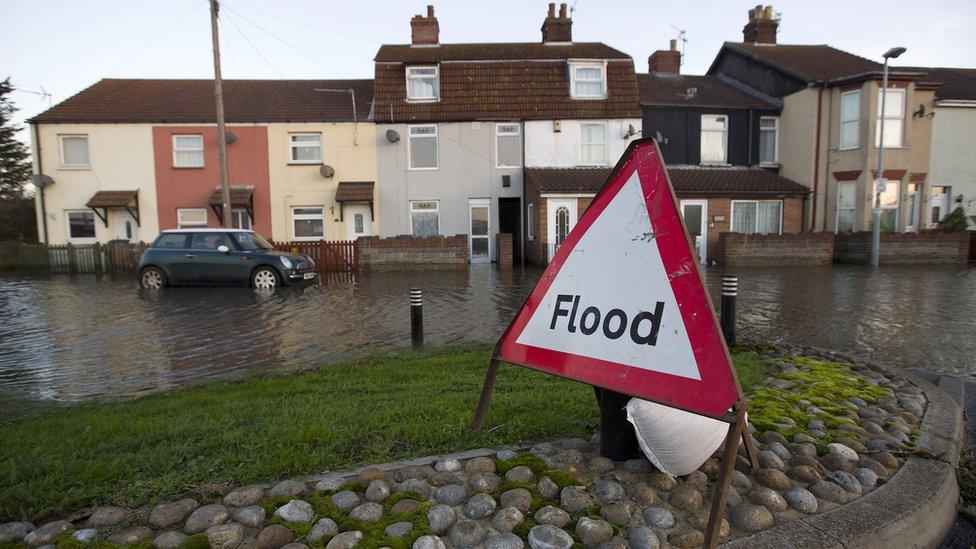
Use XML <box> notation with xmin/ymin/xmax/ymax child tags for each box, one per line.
<box><xmin>524</xmin><ymin>167</ymin><xmax>809</xmax><ymax>196</ymax></box>
<box><xmin>86</xmin><ymin>190</ymin><xmax>140</xmax><ymax>227</ymax></box>
<box><xmin>208</xmin><ymin>185</ymin><xmax>254</xmax><ymax>222</ymax></box>
<box><xmin>334</xmin><ymin>181</ymin><xmax>374</xmax><ymax>221</ymax></box>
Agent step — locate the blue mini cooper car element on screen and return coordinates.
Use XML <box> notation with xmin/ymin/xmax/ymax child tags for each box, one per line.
<box><xmin>137</xmin><ymin>229</ymin><xmax>315</xmax><ymax>289</ymax></box>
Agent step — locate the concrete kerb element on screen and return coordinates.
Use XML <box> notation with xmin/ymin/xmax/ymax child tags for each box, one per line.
<box><xmin>723</xmin><ymin>349</ymin><xmax>963</xmax><ymax>549</ymax></box>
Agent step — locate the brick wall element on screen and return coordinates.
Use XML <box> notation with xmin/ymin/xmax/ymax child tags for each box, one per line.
<box><xmin>834</xmin><ymin>231</ymin><xmax>970</xmax><ymax>264</ymax></box>
<box><xmin>679</xmin><ymin>195</ymin><xmax>805</xmax><ymax>263</ymax></box>
<box><xmin>718</xmin><ymin>233</ymin><xmax>834</xmax><ymax>266</ymax></box>
<box><xmin>496</xmin><ymin>233</ymin><xmax>513</xmax><ymax>270</ymax></box>
<box><xmin>358</xmin><ymin>234</ymin><xmax>469</xmax><ymax>270</ymax></box>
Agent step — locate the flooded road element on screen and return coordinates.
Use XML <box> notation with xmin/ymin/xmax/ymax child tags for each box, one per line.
<box><xmin>0</xmin><ymin>264</ymin><xmax>974</xmax><ymax>412</ymax></box>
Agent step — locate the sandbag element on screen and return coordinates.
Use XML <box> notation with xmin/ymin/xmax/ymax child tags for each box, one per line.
<box><xmin>625</xmin><ymin>398</ymin><xmax>732</xmax><ymax>476</ymax></box>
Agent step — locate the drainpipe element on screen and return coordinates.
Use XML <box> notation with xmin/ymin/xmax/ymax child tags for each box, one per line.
<box><xmin>810</xmin><ymin>86</ymin><xmax>824</xmax><ymax>232</ymax></box>
<box><xmin>747</xmin><ymin>108</ymin><xmax>754</xmax><ymax>164</ymax></box>
<box><xmin>31</xmin><ymin>123</ymin><xmax>48</xmax><ymax>244</ymax></box>
<box><xmin>520</xmin><ymin>120</ymin><xmax>526</xmax><ymax>268</ymax></box>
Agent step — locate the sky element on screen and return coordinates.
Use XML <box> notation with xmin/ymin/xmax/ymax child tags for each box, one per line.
<box><xmin>2</xmin><ymin>0</ymin><xmax>975</xmax><ymax>139</ymax></box>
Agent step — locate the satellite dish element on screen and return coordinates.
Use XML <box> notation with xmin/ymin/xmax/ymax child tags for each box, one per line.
<box><xmin>655</xmin><ymin>130</ymin><xmax>670</xmax><ymax>145</ymax></box>
<box><xmin>319</xmin><ymin>165</ymin><xmax>335</xmax><ymax>179</ymax></box>
<box><xmin>30</xmin><ymin>174</ymin><xmax>55</xmax><ymax>187</ymax></box>
<box><xmin>225</xmin><ymin>132</ymin><xmax>237</xmax><ymax>144</ymax></box>
<box><xmin>624</xmin><ymin>124</ymin><xmax>641</xmax><ymax>139</ymax></box>
<box><xmin>386</xmin><ymin>129</ymin><xmax>401</xmax><ymax>143</ymax></box>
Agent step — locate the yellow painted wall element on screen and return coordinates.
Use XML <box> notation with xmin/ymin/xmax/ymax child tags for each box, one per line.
<box><xmin>266</xmin><ymin>122</ymin><xmax>377</xmax><ymax>242</ymax></box>
<box><xmin>32</xmin><ymin>124</ymin><xmax>159</xmax><ymax>245</ymax></box>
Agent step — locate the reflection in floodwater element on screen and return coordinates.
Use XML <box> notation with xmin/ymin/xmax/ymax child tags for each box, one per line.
<box><xmin>0</xmin><ymin>264</ymin><xmax>973</xmax><ymax>413</ymax></box>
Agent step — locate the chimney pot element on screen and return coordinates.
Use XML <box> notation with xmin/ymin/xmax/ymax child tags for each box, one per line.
<box><xmin>548</xmin><ymin>3</ymin><xmax>555</xmax><ymax>17</ymax></box>
<box><xmin>743</xmin><ymin>4</ymin><xmax>778</xmax><ymax>44</ymax></box>
<box><xmin>427</xmin><ymin>5</ymin><xmax>434</xmax><ymax>17</ymax></box>
<box><xmin>559</xmin><ymin>3</ymin><xmax>567</xmax><ymax>18</ymax></box>
<box><xmin>669</xmin><ymin>39</ymin><xmax>677</xmax><ymax>51</ymax></box>
<box><xmin>411</xmin><ymin>5</ymin><xmax>439</xmax><ymax>45</ymax></box>
<box><xmin>541</xmin><ymin>2</ymin><xmax>572</xmax><ymax>42</ymax></box>
<box><xmin>649</xmin><ymin>41</ymin><xmax>681</xmax><ymax>74</ymax></box>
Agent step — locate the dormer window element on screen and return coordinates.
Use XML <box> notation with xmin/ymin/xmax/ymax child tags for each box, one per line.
<box><xmin>406</xmin><ymin>66</ymin><xmax>439</xmax><ymax>101</ymax></box>
<box><xmin>569</xmin><ymin>61</ymin><xmax>606</xmax><ymax>99</ymax></box>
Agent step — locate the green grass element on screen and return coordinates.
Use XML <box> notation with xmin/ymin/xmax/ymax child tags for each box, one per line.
<box><xmin>0</xmin><ymin>344</ymin><xmax>783</xmax><ymax>522</ymax></box>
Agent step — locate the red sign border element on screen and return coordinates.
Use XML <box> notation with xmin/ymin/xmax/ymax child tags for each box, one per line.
<box><xmin>497</xmin><ymin>138</ymin><xmax>742</xmax><ymax>419</ymax></box>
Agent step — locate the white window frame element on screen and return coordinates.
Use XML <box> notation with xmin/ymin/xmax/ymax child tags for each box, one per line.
<box><xmin>579</xmin><ymin>122</ymin><xmax>608</xmax><ymax>166</ymax></box>
<box><xmin>290</xmin><ymin>206</ymin><xmax>326</xmax><ymax>241</ymax></box>
<box><xmin>875</xmin><ymin>88</ymin><xmax>905</xmax><ymax>149</ymax></box>
<box><xmin>65</xmin><ymin>209</ymin><xmax>96</xmax><ymax>243</ymax></box>
<box><xmin>405</xmin><ymin>65</ymin><xmax>440</xmax><ymax>102</ymax></box>
<box><xmin>289</xmin><ymin>132</ymin><xmax>323</xmax><ymax>164</ymax></box>
<box><xmin>526</xmin><ymin>203</ymin><xmax>535</xmax><ymax>241</ymax></box>
<box><xmin>700</xmin><ymin>115</ymin><xmax>729</xmax><ymax>165</ymax></box>
<box><xmin>177</xmin><ymin>208</ymin><xmax>208</xmax><ymax>229</ymax></box>
<box><xmin>172</xmin><ymin>134</ymin><xmax>204</xmax><ymax>168</ymax></box>
<box><xmin>569</xmin><ymin>61</ymin><xmax>607</xmax><ymax>99</ymax></box>
<box><xmin>59</xmin><ymin>134</ymin><xmax>90</xmax><ymax>169</ymax></box>
<box><xmin>729</xmin><ymin>200</ymin><xmax>784</xmax><ymax>235</ymax></box>
<box><xmin>878</xmin><ymin>180</ymin><xmax>900</xmax><ymax>232</ymax></box>
<box><xmin>840</xmin><ymin>90</ymin><xmax>861</xmax><ymax>150</ymax></box>
<box><xmin>231</xmin><ymin>208</ymin><xmax>251</xmax><ymax>230</ymax></box>
<box><xmin>495</xmin><ymin>123</ymin><xmax>521</xmax><ymax>168</ymax></box>
<box><xmin>759</xmin><ymin>116</ymin><xmax>779</xmax><ymax>165</ymax></box>
<box><xmin>407</xmin><ymin>124</ymin><xmax>439</xmax><ymax>170</ymax></box>
<box><xmin>410</xmin><ymin>200</ymin><xmax>440</xmax><ymax>237</ymax></box>
<box><xmin>835</xmin><ymin>181</ymin><xmax>857</xmax><ymax>233</ymax></box>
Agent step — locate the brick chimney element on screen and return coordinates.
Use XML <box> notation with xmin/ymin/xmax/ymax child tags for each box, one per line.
<box><xmin>541</xmin><ymin>3</ymin><xmax>572</xmax><ymax>43</ymax></box>
<box><xmin>411</xmin><ymin>5</ymin><xmax>439</xmax><ymax>45</ymax></box>
<box><xmin>743</xmin><ymin>5</ymin><xmax>778</xmax><ymax>44</ymax></box>
<box><xmin>649</xmin><ymin>39</ymin><xmax>681</xmax><ymax>74</ymax></box>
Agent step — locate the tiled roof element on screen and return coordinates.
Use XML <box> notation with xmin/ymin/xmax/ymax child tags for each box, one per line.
<box><xmin>335</xmin><ymin>181</ymin><xmax>375</xmax><ymax>202</ymax></box>
<box><xmin>208</xmin><ymin>185</ymin><xmax>254</xmax><ymax>206</ymax></box>
<box><xmin>373</xmin><ymin>43</ymin><xmax>640</xmax><ymax>122</ymax></box>
<box><xmin>719</xmin><ymin>43</ymin><xmax>882</xmax><ymax>82</ymax></box>
<box><xmin>901</xmin><ymin>66</ymin><xmax>976</xmax><ymax>102</ymax></box>
<box><xmin>525</xmin><ymin>166</ymin><xmax>809</xmax><ymax>195</ymax></box>
<box><xmin>30</xmin><ymin>79</ymin><xmax>374</xmax><ymax>124</ymax></box>
<box><xmin>637</xmin><ymin>74</ymin><xmax>776</xmax><ymax>108</ymax></box>
<box><xmin>86</xmin><ymin>190</ymin><xmax>138</xmax><ymax>208</ymax></box>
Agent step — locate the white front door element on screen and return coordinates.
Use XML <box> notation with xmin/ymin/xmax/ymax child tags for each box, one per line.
<box><xmin>116</xmin><ymin>211</ymin><xmax>139</xmax><ymax>243</ymax></box>
<box><xmin>547</xmin><ymin>198</ymin><xmax>578</xmax><ymax>262</ymax></box>
<box><xmin>679</xmin><ymin>200</ymin><xmax>708</xmax><ymax>264</ymax></box>
<box><xmin>345</xmin><ymin>205</ymin><xmax>372</xmax><ymax>240</ymax></box>
<box><xmin>469</xmin><ymin>198</ymin><xmax>491</xmax><ymax>262</ymax></box>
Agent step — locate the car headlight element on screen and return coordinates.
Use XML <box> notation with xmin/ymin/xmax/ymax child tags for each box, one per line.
<box><xmin>280</xmin><ymin>256</ymin><xmax>293</xmax><ymax>269</ymax></box>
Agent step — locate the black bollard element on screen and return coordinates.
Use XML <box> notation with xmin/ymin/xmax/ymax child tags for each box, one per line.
<box><xmin>410</xmin><ymin>288</ymin><xmax>423</xmax><ymax>346</ymax></box>
<box><xmin>720</xmin><ymin>274</ymin><xmax>737</xmax><ymax>348</ymax></box>
<box><xmin>594</xmin><ymin>387</ymin><xmax>641</xmax><ymax>461</ymax></box>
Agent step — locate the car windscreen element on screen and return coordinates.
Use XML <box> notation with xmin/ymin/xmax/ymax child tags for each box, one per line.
<box><xmin>232</xmin><ymin>232</ymin><xmax>275</xmax><ymax>251</ymax></box>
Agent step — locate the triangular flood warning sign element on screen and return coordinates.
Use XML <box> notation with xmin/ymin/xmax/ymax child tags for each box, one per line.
<box><xmin>498</xmin><ymin>139</ymin><xmax>740</xmax><ymax>419</ymax></box>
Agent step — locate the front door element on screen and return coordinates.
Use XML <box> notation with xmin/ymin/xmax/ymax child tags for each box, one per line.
<box><xmin>680</xmin><ymin>200</ymin><xmax>708</xmax><ymax>264</ymax></box>
<box><xmin>116</xmin><ymin>212</ymin><xmax>139</xmax><ymax>243</ymax></box>
<box><xmin>345</xmin><ymin>205</ymin><xmax>372</xmax><ymax>240</ymax></box>
<box><xmin>547</xmin><ymin>198</ymin><xmax>577</xmax><ymax>262</ymax></box>
<box><xmin>469</xmin><ymin>199</ymin><xmax>491</xmax><ymax>263</ymax></box>
<box><xmin>930</xmin><ymin>186</ymin><xmax>950</xmax><ymax>226</ymax></box>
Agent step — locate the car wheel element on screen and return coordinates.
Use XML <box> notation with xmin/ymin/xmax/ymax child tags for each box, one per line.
<box><xmin>251</xmin><ymin>267</ymin><xmax>279</xmax><ymax>290</ymax></box>
<box><xmin>139</xmin><ymin>267</ymin><xmax>166</xmax><ymax>289</ymax></box>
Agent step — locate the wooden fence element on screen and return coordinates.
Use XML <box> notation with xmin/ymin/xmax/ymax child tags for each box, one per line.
<box><xmin>273</xmin><ymin>240</ymin><xmax>358</xmax><ymax>272</ymax></box>
<box><xmin>0</xmin><ymin>242</ymin><xmax>148</xmax><ymax>275</ymax></box>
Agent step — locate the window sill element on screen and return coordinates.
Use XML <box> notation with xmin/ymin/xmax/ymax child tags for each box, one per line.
<box><xmin>759</xmin><ymin>162</ymin><xmax>780</xmax><ymax>168</ymax></box>
<box><xmin>700</xmin><ymin>162</ymin><xmax>731</xmax><ymax>167</ymax></box>
<box><xmin>67</xmin><ymin>238</ymin><xmax>97</xmax><ymax>244</ymax></box>
<box><xmin>570</xmin><ymin>96</ymin><xmax>609</xmax><ymax>101</ymax></box>
<box><xmin>172</xmin><ymin>166</ymin><xmax>205</xmax><ymax>170</ymax></box>
<box><xmin>406</xmin><ymin>98</ymin><xmax>440</xmax><ymax>104</ymax></box>
<box><xmin>874</xmin><ymin>145</ymin><xmax>905</xmax><ymax>149</ymax></box>
<box><xmin>408</xmin><ymin>167</ymin><xmax>439</xmax><ymax>171</ymax></box>
<box><xmin>59</xmin><ymin>165</ymin><xmax>91</xmax><ymax>171</ymax></box>
<box><xmin>287</xmin><ymin>162</ymin><xmax>324</xmax><ymax>166</ymax></box>
<box><xmin>496</xmin><ymin>165</ymin><xmax>521</xmax><ymax>170</ymax></box>
<box><xmin>838</xmin><ymin>146</ymin><xmax>860</xmax><ymax>151</ymax></box>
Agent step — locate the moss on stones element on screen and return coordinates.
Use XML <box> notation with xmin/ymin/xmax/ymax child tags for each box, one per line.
<box><xmin>496</xmin><ymin>453</ymin><xmax>548</xmax><ymax>476</ymax></box>
<box><xmin>176</xmin><ymin>533</ymin><xmax>210</xmax><ymax>549</ymax></box>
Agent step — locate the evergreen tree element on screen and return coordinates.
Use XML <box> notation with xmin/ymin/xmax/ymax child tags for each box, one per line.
<box><xmin>0</xmin><ymin>77</ymin><xmax>32</xmax><ymax>199</ymax></box>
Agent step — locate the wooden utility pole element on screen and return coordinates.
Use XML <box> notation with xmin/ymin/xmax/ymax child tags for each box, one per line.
<box><xmin>210</xmin><ymin>0</ymin><xmax>232</xmax><ymax>227</ymax></box>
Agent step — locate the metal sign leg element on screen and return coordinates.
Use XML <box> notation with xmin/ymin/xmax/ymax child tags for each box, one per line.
<box><xmin>594</xmin><ymin>387</ymin><xmax>641</xmax><ymax>461</ymax></box>
<box><xmin>702</xmin><ymin>405</ymin><xmax>747</xmax><ymax>549</ymax></box>
<box><xmin>470</xmin><ymin>356</ymin><xmax>501</xmax><ymax>430</ymax></box>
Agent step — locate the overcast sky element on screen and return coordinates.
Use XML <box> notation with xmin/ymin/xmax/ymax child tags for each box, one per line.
<box><xmin>3</xmin><ymin>0</ymin><xmax>975</xmax><ymax>138</ymax></box>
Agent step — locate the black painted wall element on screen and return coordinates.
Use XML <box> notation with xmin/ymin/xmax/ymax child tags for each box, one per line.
<box><xmin>709</xmin><ymin>49</ymin><xmax>808</xmax><ymax>98</ymax></box>
<box><xmin>644</xmin><ymin>106</ymin><xmax>780</xmax><ymax>167</ymax></box>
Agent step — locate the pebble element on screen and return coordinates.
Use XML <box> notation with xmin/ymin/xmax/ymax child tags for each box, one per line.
<box><xmin>205</xmin><ymin>523</ymin><xmax>245</xmax><ymax>549</ymax></box>
<box><xmin>667</xmin><ymin>529</ymin><xmax>705</xmax><ymax>549</ymax></box>
<box><xmin>642</xmin><ymin>507</ymin><xmax>675</xmax><ymax>529</ymax></box>
<box><xmin>668</xmin><ymin>486</ymin><xmax>702</xmax><ymax>511</ymax></box>
<box><xmin>506</xmin><ymin>465</ymin><xmax>534</xmax><ymax>483</ymax></box>
<box><xmin>231</xmin><ymin>505</ymin><xmax>266</xmax><ymax>527</ymax></box>
<box><xmin>268</xmin><ymin>479</ymin><xmax>309</xmax><ymax>498</ymax></box>
<box><xmin>731</xmin><ymin>470</ymin><xmax>752</xmax><ymax>492</ymax></box>
<box><xmin>730</xmin><ymin>503</ymin><xmax>774</xmax><ymax>532</ymax></box>
<box><xmin>500</xmin><ymin>488</ymin><xmax>533</xmax><ymax>513</ymax></box>
<box><xmin>589</xmin><ymin>457</ymin><xmax>615</xmax><ymax>474</ymax></box>
<box><xmin>820</xmin><ymin>452</ymin><xmax>856</xmax><ymax>473</ymax></box>
<box><xmin>308</xmin><ymin>518</ymin><xmax>339</xmax><ymax>541</ymax></box>
<box><xmin>435</xmin><ymin>459</ymin><xmax>463</xmax><ymax>472</ymax></box>
<box><xmin>349</xmin><ymin>502</ymin><xmax>384</xmax><ymax>522</ymax></box>
<box><xmin>535</xmin><ymin>506</ymin><xmax>571</xmax><ymax>527</ymax></box>
<box><xmin>314</xmin><ymin>476</ymin><xmax>345</xmax><ymax>493</ymax></box>
<box><xmin>428</xmin><ymin>504</ymin><xmax>458</xmax><ymax>534</ymax></box>
<box><xmin>874</xmin><ymin>451</ymin><xmax>899</xmax><ymax>469</ymax></box>
<box><xmin>496</xmin><ymin>450</ymin><xmax>518</xmax><ymax>461</ymax></box>
<box><xmin>275</xmin><ymin>500</ymin><xmax>315</xmax><ymax>523</ymax></box>
<box><xmin>413</xmin><ymin>535</ymin><xmax>446</xmax><ymax>549</ymax></box>
<box><xmin>399</xmin><ymin>478</ymin><xmax>434</xmax><ymax>498</ymax></box>
<box><xmin>392</xmin><ymin>499</ymin><xmax>421</xmax><ymax>516</ymax></box>
<box><xmin>396</xmin><ymin>465</ymin><xmax>433</xmax><ymax>482</ymax></box>
<box><xmin>600</xmin><ymin>502</ymin><xmax>633</xmax><ymax>526</ymax></box>
<box><xmin>748</xmin><ymin>487</ymin><xmax>788</xmax><ymax>511</ymax></box>
<box><xmin>326</xmin><ymin>531</ymin><xmax>363</xmax><ymax>549</ymax></box>
<box><xmin>435</xmin><ymin>484</ymin><xmax>468</xmax><ymax>506</ymax></box>
<box><xmin>755</xmin><ymin>468</ymin><xmax>791</xmax><ymax>490</ymax></box>
<box><xmin>854</xmin><ymin>467</ymin><xmax>879</xmax><ymax>488</ymax></box>
<box><xmin>486</xmin><ymin>532</ymin><xmax>524</xmax><ymax>549</ymax></box>
<box><xmin>626</xmin><ymin>526</ymin><xmax>661</xmax><ymax>549</ymax></box>
<box><xmin>808</xmin><ymin>480</ymin><xmax>848</xmax><ymax>504</ymax></box>
<box><xmin>0</xmin><ymin>522</ymin><xmax>33</xmax><ymax>543</ymax></box>
<box><xmin>793</xmin><ymin>433</ymin><xmax>817</xmax><ymax>444</ymax></box>
<box><xmin>465</xmin><ymin>456</ymin><xmax>496</xmax><ymax>475</ymax></box>
<box><xmin>282</xmin><ymin>544</ymin><xmax>309</xmax><ymax>549</ymax></box>
<box><xmin>331</xmin><ymin>491</ymin><xmax>361</xmax><ymax>511</ymax></box>
<box><xmin>72</xmin><ymin>529</ymin><xmax>98</xmax><ymax>544</ymax></box>
<box><xmin>107</xmin><ymin>526</ymin><xmax>153</xmax><ymax>545</ymax></box>
<box><xmin>808</xmin><ymin>419</ymin><xmax>826</xmax><ymax>431</ymax></box>
<box><xmin>685</xmin><ymin>471</ymin><xmax>708</xmax><ymax>488</ymax></box>
<box><xmin>560</xmin><ymin>486</ymin><xmax>594</xmax><ymax>515</ymax></box>
<box><xmin>154</xmin><ymin>531</ymin><xmax>188</xmax><ymax>549</ymax></box>
<box><xmin>492</xmin><ymin>507</ymin><xmax>524</xmax><ymax>533</ymax></box>
<box><xmin>624</xmin><ymin>459</ymin><xmax>654</xmax><ymax>474</ymax></box>
<box><xmin>826</xmin><ymin>443</ymin><xmax>860</xmax><ymax>462</ymax></box>
<box><xmin>449</xmin><ymin>520</ymin><xmax>488</xmax><ymax>548</ymax></box>
<box><xmin>576</xmin><ymin>517</ymin><xmax>614</xmax><ymax>546</ymax></box>
<box><xmin>528</xmin><ymin>524</ymin><xmax>574</xmax><ymax>549</ymax></box>
<box><xmin>385</xmin><ymin>521</ymin><xmax>413</xmax><ymax>538</ymax></box>
<box><xmin>257</xmin><ymin>524</ymin><xmax>295</xmax><ymax>549</ymax></box>
<box><xmin>784</xmin><ymin>488</ymin><xmax>819</xmax><ymax>514</ymax></box>
<box><xmin>464</xmin><ymin>493</ymin><xmax>498</xmax><ymax>519</ymax></box>
<box><xmin>532</xmin><ymin>442</ymin><xmax>557</xmax><ymax>456</ymax></box>
<box><xmin>468</xmin><ymin>472</ymin><xmax>501</xmax><ymax>493</ymax></box>
<box><xmin>538</xmin><ymin>477</ymin><xmax>560</xmax><ymax>499</ymax></box>
<box><xmin>24</xmin><ymin>521</ymin><xmax>71</xmax><ymax>546</ymax></box>
<box><xmin>184</xmin><ymin>504</ymin><xmax>230</xmax><ymax>534</ymax></box>
<box><xmin>758</xmin><ymin>451</ymin><xmax>785</xmax><ymax>470</ymax></box>
<box><xmin>362</xmin><ymin>480</ymin><xmax>389</xmax><ymax>503</ymax></box>
<box><xmin>224</xmin><ymin>486</ymin><xmax>264</xmax><ymax>507</ymax></box>
<box><xmin>647</xmin><ymin>473</ymin><xmax>676</xmax><ymax>491</ymax></box>
<box><xmin>594</xmin><ymin>481</ymin><xmax>626</xmax><ymax>504</ymax></box>
<box><xmin>86</xmin><ymin>506</ymin><xmax>132</xmax><ymax>528</ymax></box>
<box><xmin>786</xmin><ymin>465</ymin><xmax>822</xmax><ymax>483</ymax></box>
<box><xmin>766</xmin><ymin>442</ymin><xmax>792</xmax><ymax>461</ymax></box>
<box><xmin>827</xmin><ymin>471</ymin><xmax>862</xmax><ymax>494</ymax></box>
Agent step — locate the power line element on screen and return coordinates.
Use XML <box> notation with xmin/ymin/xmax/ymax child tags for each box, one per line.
<box><xmin>110</xmin><ymin>1</ymin><xmax>204</xmax><ymax>74</ymax></box>
<box><xmin>220</xmin><ymin>10</ymin><xmax>241</xmax><ymax>77</ymax></box>
<box><xmin>222</xmin><ymin>9</ymin><xmax>283</xmax><ymax>78</ymax></box>
<box><xmin>220</xmin><ymin>1</ymin><xmax>381</xmax><ymax>44</ymax></box>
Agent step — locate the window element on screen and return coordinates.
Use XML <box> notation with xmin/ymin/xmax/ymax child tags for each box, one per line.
<box><xmin>410</xmin><ymin>201</ymin><xmax>439</xmax><ymax>237</ymax></box>
<box><xmin>906</xmin><ymin>183</ymin><xmax>919</xmax><ymax>231</ymax></box>
<box><xmin>580</xmin><ymin>123</ymin><xmax>607</xmax><ymax>166</ymax></box>
<box><xmin>172</xmin><ymin>135</ymin><xmax>204</xmax><ymax>168</ymax></box>
<box><xmin>878</xmin><ymin>181</ymin><xmax>900</xmax><ymax>232</ymax></box>
<box><xmin>555</xmin><ymin>206</ymin><xmax>571</xmax><ymax>244</ymax></box>
<box><xmin>177</xmin><ymin>208</ymin><xmax>208</xmax><ymax>228</ymax></box>
<box><xmin>700</xmin><ymin>115</ymin><xmax>728</xmax><ymax>164</ymax></box>
<box><xmin>527</xmin><ymin>203</ymin><xmax>534</xmax><ymax>240</ymax></box>
<box><xmin>836</xmin><ymin>182</ymin><xmax>856</xmax><ymax>233</ymax></box>
<box><xmin>876</xmin><ymin>88</ymin><xmax>905</xmax><ymax>148</ymax></box>
<box><xmin>408</xmin><ymin>125</ymin><xmax>438</xmax><ymax>169</ymax></box>
<box><xmin>291</xmin><ymin>206</ymin><xmax>325</xmax><ymax>240</ymax></box>
<box><xmin>496</xmin><ymin>123</ymin><xmax>521</xmax><ymax>168</ymax></box>
<box><xmin>289</xmin><ymin>133</ymin><xmax>323</xmax><ymax>164</ymax></box>
<box><xmin>731</xmin><ymin>200</ymin><xmax>782</xmax><ymax>235</ymax></box>
<box><xmin>59</xmin><ymin>135</ymin><xmax>90</xmax><ymax>168</ymax></box>
<box><xmin>190</xmin><ymin>232</ymin><xmax>233</xmax><ymax>251</ymax></box>
<box><xmin>931</xmin><ymin>186</ymin><xmax>951</xmax><ymax>224</ymax></box>
<box><xmin>66</xmin><ymin>211</ymin><xmax>95</xmax><ymax>241</ymax></box>
<box><xmin>759</xmin><ymin>116</ymin><xmax>779</xmax><ymax>165</ymax></box>
<box><xmin>231</xmin><ymin>209</ymin><xmax>251</xmax><ymax>230</ymax></box>
<box><xmin>840</xmin><ymin>90</ymin><xmax>860</xmax><ymax>149</ymax></box>
<box><xmin>154</xmin><ymin>233</ymin><xmax>190</xmax><ymax>249</ymax></box>
<box><xmin>569</xmin><ymin>62</ymin><xmax>606</xmax><ymax>99</ymax></box>
<box><xmin>406</xmin><ymin>66</ymin><xmax>439</xmax><ymax>101</ymax></box>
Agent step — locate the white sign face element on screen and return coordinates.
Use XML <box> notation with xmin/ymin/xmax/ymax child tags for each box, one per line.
<box><xmin>875</xmin><ymin>178</ymin><xmax>887</xmax><ymax>193</ymax></box>
<box><xmin>515</xmin><ymin>170</ymin><xmax>701</xmax><ymax>380</ymax></box>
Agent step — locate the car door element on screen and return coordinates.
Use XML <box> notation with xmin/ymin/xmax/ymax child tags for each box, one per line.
<box><xmin>151</xmin><ymin>233</ymin><xmax>192</xmax><ymax>284</ymax></box>
<box><xmin>188</xmin><ymin>232</ymin><xmax>240</xmax><ymax>285</ymax></box>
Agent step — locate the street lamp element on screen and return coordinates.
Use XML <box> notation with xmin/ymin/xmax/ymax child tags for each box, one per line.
<box><xmin>871</xmin><ymin>46</ymin><xmax>907</xmax><ymax>267</ymax></box>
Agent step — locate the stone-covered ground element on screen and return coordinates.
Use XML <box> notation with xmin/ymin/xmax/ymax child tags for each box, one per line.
<box><xmin>0</xmin><ymin>352</ymin><xmax>926</xmax><ymax>549</ymax></box>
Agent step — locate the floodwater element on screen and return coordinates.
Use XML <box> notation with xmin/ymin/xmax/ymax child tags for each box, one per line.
<box><xmin>0</xmin><ymin>264</ymin><xmax>974</xmax><ymax>414</ymax></box>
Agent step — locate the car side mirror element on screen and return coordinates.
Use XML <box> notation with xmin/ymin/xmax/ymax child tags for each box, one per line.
<box><xmin>217</xmin><ymin>245</ymin><xmax>230</xmax><ymax>254</ymax></box>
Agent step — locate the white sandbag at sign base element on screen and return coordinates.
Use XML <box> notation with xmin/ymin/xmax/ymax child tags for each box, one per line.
<box><xmin>625</xmin><ymin>398</ymin><xmax>734</xmax><ymax>477</ymax></box>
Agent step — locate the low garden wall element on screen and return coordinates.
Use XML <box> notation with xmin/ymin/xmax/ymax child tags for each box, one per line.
<box><xmin>834</xmin><ymin>231</ymin><xmax>970</xmax><ymax>265</ymax></box>
<box><xmin>717</xmin><ymin>233</ymin><xmax>834</xmax><ymax>266</ymax></box>
<box><xmin>358</xmin><ymin>235</ymin><xmax>469</xmax><ymax>270</ymax></box>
